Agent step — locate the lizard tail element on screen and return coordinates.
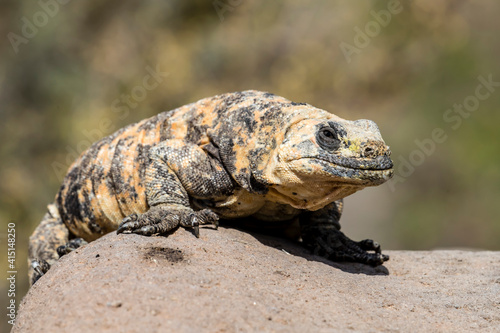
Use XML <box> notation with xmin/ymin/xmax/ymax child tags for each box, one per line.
<box><xmin>28</xmin><ymin>203</ymin><xmax>70</xmax><ymax>284</ymax></box>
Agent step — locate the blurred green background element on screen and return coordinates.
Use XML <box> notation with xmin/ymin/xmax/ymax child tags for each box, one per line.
<box><xmin>1</xmin><ymin>0</ymin><xmax>499</xmax><ymax>325</ymax></box>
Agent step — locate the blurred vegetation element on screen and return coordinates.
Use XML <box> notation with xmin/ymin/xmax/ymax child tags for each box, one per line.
<box><xmin>1</xmin><ymin>0</ymin><xmax>499</xmax><ymax>323</ymax></box>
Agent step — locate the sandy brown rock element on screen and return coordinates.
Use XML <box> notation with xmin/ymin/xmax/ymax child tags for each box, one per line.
<box><xmin>13</xmin><ymin>227</ymin><xmax>500</xmax><ymax>332</ymax></box>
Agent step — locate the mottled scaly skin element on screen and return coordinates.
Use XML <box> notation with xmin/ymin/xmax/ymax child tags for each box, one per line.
<box><xmin>29</xmin><ymin>90</ymin><xmax>394</xmax><ymax>285</ymax></box>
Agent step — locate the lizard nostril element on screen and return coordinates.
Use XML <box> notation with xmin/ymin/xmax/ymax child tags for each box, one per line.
<box><xmin>363</xmin><ymin>146</ymin><xmax>375</xmax><ymax>157</ymax></box>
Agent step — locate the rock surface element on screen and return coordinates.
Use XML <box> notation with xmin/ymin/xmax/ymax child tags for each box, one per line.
<box><xmin>13</xmin><ymin>227</ymin><xmax>500</xmax><ymax>332</ymax></box>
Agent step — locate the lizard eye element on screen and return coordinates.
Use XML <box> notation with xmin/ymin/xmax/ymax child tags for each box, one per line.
<box><xmin>317</xmin><ymin>126</ymin><xmax>340</xmax><ymax>151</ymax></box>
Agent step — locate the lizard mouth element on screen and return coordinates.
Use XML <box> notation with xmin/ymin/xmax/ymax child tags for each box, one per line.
<box><xmin>299</xmin><ymin>154</ymin><xmax>394</xmax><ymax>185</ymax></box>
<box><xmin>300</xmin><ymin>152</ymin><xmax>393</xmax><ymax>171</ymax></box>
<box><xmin>318</xmin><ymin>154</ymin><xmax>393</xmax><ymax>171</ymax></box>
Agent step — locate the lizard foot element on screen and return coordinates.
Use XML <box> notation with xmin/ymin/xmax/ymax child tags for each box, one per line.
<box><xmin>31</xmin><ymin>258</ymin><xmax>51</xmax><ymax>285</ymax></box>
<box><xmin>302</xmin><ymin>226</ymin><xmax>389</xmax><ymax>266</ymax></box>
<box><xmin>117</xmin><ymin>206</ymin><xmax>218</xmax><ymax>238</ymax></box>
<box><xmin>56</xmin><ymin>238</ymin><xmax>88</xmax><ymax>257</ymax></box>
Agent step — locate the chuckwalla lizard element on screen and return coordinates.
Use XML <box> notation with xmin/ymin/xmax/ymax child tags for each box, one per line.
<box><xmin>29</xmin><ymin>90</ymin><xmax>394</xmax><ymax>284</ymax></box>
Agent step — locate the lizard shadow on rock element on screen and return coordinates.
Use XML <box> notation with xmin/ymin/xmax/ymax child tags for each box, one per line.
<box><xmin>218</xmin><ymin>222</ymin><xmax>390</xmax><ymax>276</ymax></box>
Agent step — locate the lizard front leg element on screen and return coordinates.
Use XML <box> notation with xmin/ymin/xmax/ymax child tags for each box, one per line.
<box><xmin>117</xmin><ymin>140</ymin><xmax>233</xmax><ymax>237</ymax></box>
<box><xmin>300</xmin><ymin>200</ymin><xmax>389</xmax><ymax>266</ymax></box>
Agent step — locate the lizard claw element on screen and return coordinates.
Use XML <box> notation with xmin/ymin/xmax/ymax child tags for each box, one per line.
<box><xmin>56</xmin><ymin>238</ymin><xmax>88</xmax><ymax>257</ymax></box>
<box><xmin>31</xmin><ymin>259</ymin><xmax>51</xmax><ymax>285</ymax></box>
<box><xmin>302</xmin><ymin>227</ymin><xmax>389</xmax><ymax>266</ymax></box>
<box><xmin>117</xmin><ymin>213</ymin><xmax>139</xmax><ymax>234</ymax></box>
<box><xmin>189</xmin><ymin>215</ymin><xmax>200</xmax><ymax>238</ymax></box>
<box><xmin>118</xmin><ymin>207</ymin><xmax>218</xmax><ymax>238</ymax></box>
<box><xmin>180</xmin><ymin>209</ymin><xmax>218</xmax><ymax>238</ymax></box>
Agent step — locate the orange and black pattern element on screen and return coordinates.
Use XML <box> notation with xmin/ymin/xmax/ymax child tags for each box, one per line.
<box><xmin>29</xmin><ymin>90</ymin><xmax>394</xmax><ymax>284</ymax></box>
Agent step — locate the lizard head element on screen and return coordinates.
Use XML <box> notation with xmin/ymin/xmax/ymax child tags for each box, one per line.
<box><xmin>281</xmin><ymin>117</ymin><xmax>393</xmax><ymax>184</ymax></box>
<box><xmin>262</xmin><ymin>108</ymin><xmax>394</xmax><ymax>210</ymax></box>
<box><xmin>207</xmin><ymin>91</ymin><xmax>393</xmax><ymax>211</ymax></box>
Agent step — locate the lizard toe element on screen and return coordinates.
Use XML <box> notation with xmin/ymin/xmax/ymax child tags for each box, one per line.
<box><xmin>188</xmin><ymin>214</ymin><xmax>200</xmax><ymax>238</ymax></box>
<box><xmin>304</xmin><ymin>228</ymin><xmax>389</xmax><ymax>266</ymax></box>
<box><xmin>196</xmin><ymin>209</ymin><xmax>219</xmax><ymax>226</ymax></box>
<box><xmin>179</xmin><ymin>209</ymin><xmax>218</xmax><ymax>237</ymax></box>
<box><xmin>117</xmin><ymin>213</ymin><xmax>140</xmax><ymax>234</ymax></box>
<box><xmin>133</xmin><ymin>225</ymin><xmax>157</xmax><ymax>236</ymax></box>
<box><xmin>56</xmin><ymin>238</ymin><xmax>88</xmax><ymax>257</ymax></box>
<box><xmin>356</xmin><ymin>239</ymin><xmax>382</xmax><ymax>254</ymax></box>
<box><xmin>31</xmin><ymin>259</ymin><xmax>51</xmax><ymax>285</ymax></box>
